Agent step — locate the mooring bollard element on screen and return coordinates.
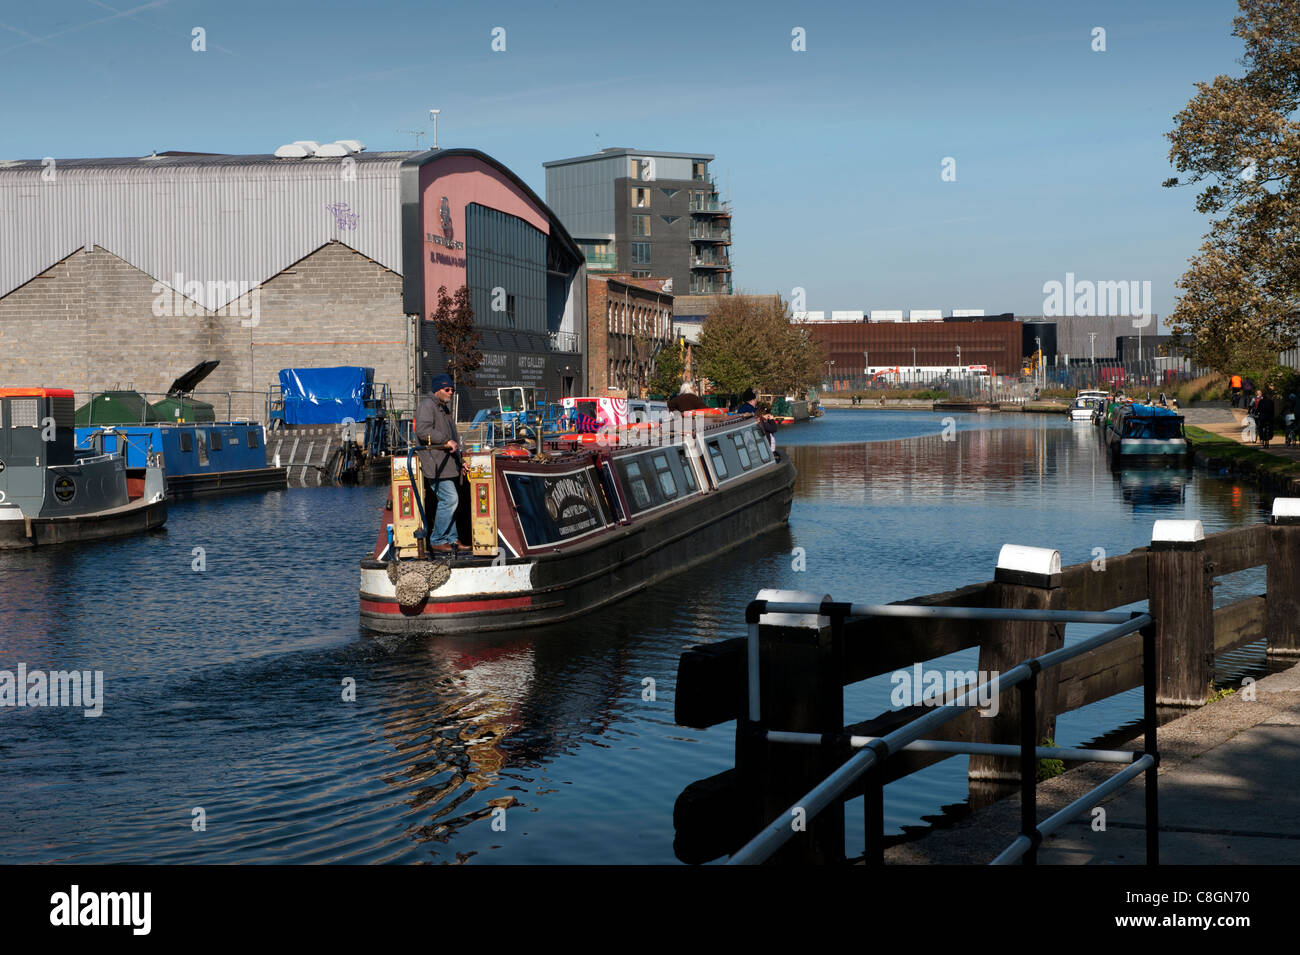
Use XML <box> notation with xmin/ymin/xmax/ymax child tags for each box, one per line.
<box><xmin>1267</xmin><ymin>499</ymin><xmax>1300</xmax><ymax>657</ymax></box>
<box><xmin>1148</xmin><ymin>519</ymin><xmax>1213</xmax><ymax>705</ymax></box>
<box><xmin>971</xmin><ymin>545</ymin><xmax>1065</xmax><ymax>782</ymax></box>
<box><xmin>739</xmin><ymin>589</ymin><xmax>845</xmax><ymax>864</ymax></box>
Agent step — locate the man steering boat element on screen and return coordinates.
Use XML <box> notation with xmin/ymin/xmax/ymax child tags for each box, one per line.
<box><xmin>413</xmin><ymin>374</ymin><xmax>469</xmax><ymax>553</ymax></box>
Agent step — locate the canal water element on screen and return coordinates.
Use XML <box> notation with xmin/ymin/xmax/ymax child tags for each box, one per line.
<box><xmin>0</xmin><ymin>410</ymin><xmax>1277</xmax><ymax>864</ymax></box>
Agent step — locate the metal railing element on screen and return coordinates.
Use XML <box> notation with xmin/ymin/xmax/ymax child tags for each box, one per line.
<box><xmin>549</xmin><ymin>330</ymin><xmax>581</xmax><ymax>353</ymax></box>
<box><xmin>728</xmin><ymin>600</ymin><xmax>1159</xmax><ymax>866</ymax></box>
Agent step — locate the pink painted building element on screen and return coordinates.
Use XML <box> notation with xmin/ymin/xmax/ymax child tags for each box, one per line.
<box><xmin>400</xmin><ymin>149</ymin><xmax>588</xmax><ymax>412</ymax></box>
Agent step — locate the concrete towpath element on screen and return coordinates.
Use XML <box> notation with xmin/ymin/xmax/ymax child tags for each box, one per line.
<box><xmin>885</xmin><ymin>662</ymin><xmax>1300</xmax><ymax>864</ymax></box>
<box><xmin>1183</xmin><ymin>402</ymin><xmax>1300</xmax><ymax>463</ymax></box>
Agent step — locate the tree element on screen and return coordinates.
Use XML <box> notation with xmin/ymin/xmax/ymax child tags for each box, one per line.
<box><xmin>696</xmin><ymin>294</ymin><xmax>825</xmax><ymax>396</ymax></box>
<box><xmin>647</xmin><ymin>337</ymin><xmax>685</xmax><ymax>397</ymax></box>
<box><xmin>430</xmin><ymin>285</ymin><xmax>483</xmax><ymax>390</ymax></box>
<box><xmin>1163</xmin><ymin>0</ymin><xmax>1300</xmax><ymax>373</ymax></box>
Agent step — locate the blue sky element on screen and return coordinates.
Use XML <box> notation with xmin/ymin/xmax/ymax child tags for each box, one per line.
<box><xmin>1</xmin><ymin>0</ymin><xmax>1250</xmax><ymax>325</ymax></box>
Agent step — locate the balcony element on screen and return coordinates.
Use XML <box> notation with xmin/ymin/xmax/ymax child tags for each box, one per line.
<box><xmin>689</xmin><ymin>225</ymin><xmax>731</xmax><ymax>242</ymax></box>
<box><xmin>583</xmin><ymin>250</ymin><xmax>617</xmax><ymax>270</ymax></box>
<box><xmin>688</xmin><ymin>197</ymin><xmax>731</xmax><ymax>214</ymax></box>
<box><xmin>690</xmin><ymin>280</ymin><xmax>733</xmax><ymax>295</ymax></box>
<box><xmin>549</xmin><ymin>330</ymin><xmax>581</xmax><ymax>353</ymax></box>
<box><xmin>691</xmin><ymin>253</ymin><xmax>731</xmax><ymax>269</ymax></box>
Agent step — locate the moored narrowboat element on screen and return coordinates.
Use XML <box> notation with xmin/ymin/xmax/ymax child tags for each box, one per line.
<box><xmin>74</xmin><ymin>362</ymin><xmax>287</xmax><ymax>498</ymax></box>
<box><xmin>1103</xmin><ymin>402</ymin><xmax>1190</xmax><ymax>465</ymax></box>
<box><xmin>0</xmin><ymin>388</ymin><xmax>167</xmax><ymax>548</ymax></box>
<box><xmin>359</xmin><ymin>411</ymin><xmax>795</xmax><ymax>634</ymax></box>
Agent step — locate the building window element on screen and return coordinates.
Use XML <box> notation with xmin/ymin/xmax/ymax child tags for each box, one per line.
<box><xmin>631</xmin><ymin>242</ymin><xmax>651</xmax><ymax>265</ymax></box>
<box><xmin>630</xmin><ymin>270</ymin><xmax>651</xmax><ymax>278</ymax></box>
<box><xmin>660</xmin><ymin>215</ymin><xmax>680</xmax><ymax>225</ymax></box>
<box><xmin>631</xmin><ymin>187</ymin><xmax>650</xmax><ymax>208</ymax></box>
<box><xmin>692</xmin><ymin>161</ymin><xmax>707</xmax><ymax>180</ymax></box>
<box><xmin>661</xmin><ymin>187</ymin><xmax>679</xmax><ymax>199</ymax></box>
<box><xmin>632</xmin><ymin>214</ymin><xmax>651</xmax><ymax>237</ymax></box>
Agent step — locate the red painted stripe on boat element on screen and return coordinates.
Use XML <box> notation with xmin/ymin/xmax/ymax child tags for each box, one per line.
<box><xmin>360</xmin><ymin>595</ymin><xmax>533</xmax><ymax>615</ymax></box>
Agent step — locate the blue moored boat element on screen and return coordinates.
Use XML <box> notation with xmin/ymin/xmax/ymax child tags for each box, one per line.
<box><xmin>74</xmin><ymin>361</ymin><xmax>287</xmax><ymax>499</ymax></box>
<box><xmin>1104</xmin><ymin>403</ymin><xmax>1190</xmax><ymax>465</ymax></box>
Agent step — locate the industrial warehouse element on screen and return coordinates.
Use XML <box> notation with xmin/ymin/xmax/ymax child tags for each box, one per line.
<box><xmin>0</xmin><ymin>144</ymin><xmax>588</xmax><ymax>418</ymax></box>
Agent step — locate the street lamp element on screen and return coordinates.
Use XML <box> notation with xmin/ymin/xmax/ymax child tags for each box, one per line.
<box><xmin>911</xmin><ymin>347</ymin><xmax>917</xmax><ymax>384</ymax></box>
<box><xmin>956</xmin><ymin>345</ymin><xmax>962</xmax><ymax>378</ymax></box>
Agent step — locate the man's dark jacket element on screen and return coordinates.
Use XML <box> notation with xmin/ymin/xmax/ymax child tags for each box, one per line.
<box><xmin>414</xmin><ymin>394</ymin><xmax>460</xmax><ymax>480</ymax></box>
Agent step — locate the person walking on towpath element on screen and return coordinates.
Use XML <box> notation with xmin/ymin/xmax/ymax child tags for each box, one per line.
<box><xmin>414</xmin><ymin>374</ymin><xmax>469</xmax><ymax>553</ymax></box>
<box><xmin>1231</xmin><ymin>373</ymin><xmax>1242</xmax><ymax>408</ymax></box>
<box><xmin>1257</xmin><ymin>390</ymin><xmax>1276</xmax><ymax>448</ymax></box>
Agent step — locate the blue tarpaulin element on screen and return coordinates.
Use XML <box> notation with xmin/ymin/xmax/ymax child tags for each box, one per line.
<box><xmin>279</xmin><ymin>367</ymin><xmax>374</xmax><ymax>425</ymax></box>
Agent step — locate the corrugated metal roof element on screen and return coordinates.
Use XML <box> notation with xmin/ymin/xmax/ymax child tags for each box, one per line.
<box><xmin>0</xmin><ymin>152</ymin><xmax>416</xmax><ymax>310</ymax></box>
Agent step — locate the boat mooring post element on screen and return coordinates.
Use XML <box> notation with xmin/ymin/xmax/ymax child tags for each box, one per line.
<box><xmin>739</xmin><ymin>590</ymin><xmax>846</xmax><ymax>864</ymax></box>
<box><xmin>1148</xmin><ymin>520</ymin><xmax>1213</xmax><ymax>705</ymax></box>
<box><xmin>1267</xmin><ymin>499</ymin><xmax>1300</xmax><ymax>657</ymax></box>
<box><xmin>971</xmin><ymin>545</ymin><xmax>1065</xmax><ymax>781</ymax></box>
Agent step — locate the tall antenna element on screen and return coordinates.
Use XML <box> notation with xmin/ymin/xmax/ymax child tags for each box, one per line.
<box><xmin>396</xmin><ymin>128</ymin><xmax>426</xmax><ymax>148</ymax></box>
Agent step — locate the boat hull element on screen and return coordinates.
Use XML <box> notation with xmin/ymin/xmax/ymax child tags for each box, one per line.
<box><xmin>0</xmin><ymin>495</ymin><xmax>167</xmax><ymax>549</ymax></box>
<box><xmin>360</xmin><ymin>455</ymin><xmax>796</xmax><ymax>634</ymax></box>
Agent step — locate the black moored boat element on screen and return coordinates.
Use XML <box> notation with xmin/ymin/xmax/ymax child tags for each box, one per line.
<box><xmin>359</xmin><ymin>411</ymin><xmax>795</xmax><ymax>634</ymax></box>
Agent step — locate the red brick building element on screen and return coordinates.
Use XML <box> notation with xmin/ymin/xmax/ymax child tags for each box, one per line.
<box><xmin>803</xmin><ymin>317</ymin><xmax>1024</xmax><ymax>383</ymax></box>
<box><xmin>586</xmin><ymin>274</ymin><xmax>674</xmax><ymax>396</ymax></box>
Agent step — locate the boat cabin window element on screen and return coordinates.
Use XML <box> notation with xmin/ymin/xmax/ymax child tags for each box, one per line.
<box><xmin>707</xmin><ymin>440</ymin><xmax>728</xmax><ymax>479</ymax></box>
<box><xmin>731</xmin><ymin>432</ymin><xmax>755</xmax><ymax>470</ymax></box>
<box><xmin>623</xmin><ymin>459</ymin><xmax>655</xmax><ymax>510</ymax></box>
<box><xmin>677</xmin><ymin>448</ymin><xmax>698</xmax><ymax>490</ymax></box>
<box><xmin>651</xmin><ymin>452</ymin><xmax>678</xmax><ymax>500</ymax></box>
<box><xmin>196</xmin><ymin>431</ymin><xmax>209</xmax><ymax>465</ymax></box>
<box><xmin>211</xmin><ymin>430</ymin><xmax>223</xmax><ymax>451</ymax></box>
<box><xmin>248</xmin><ymin>429</ymin><xmax>260</xmax><ymax>450</ymax></box>
<box><xmin>10</xmin><ymin>399</ymin><xmax>38</xmax><ymax>428</ymax></box>
<box><xmin>179</xmin><ymin>431</ymin><xmax>194</xmax><ymax>452</ymax></box>
<box><xmin>752</xmin><ymin>427</ymin><xmax>772</xmax><ymax>463</ymax></box>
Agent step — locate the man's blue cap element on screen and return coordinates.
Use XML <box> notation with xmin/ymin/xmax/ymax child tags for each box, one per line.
<box><xmin>429</xmin><ymin>374</ymin><xmax>454</xmax><ymax>392</ymax></box>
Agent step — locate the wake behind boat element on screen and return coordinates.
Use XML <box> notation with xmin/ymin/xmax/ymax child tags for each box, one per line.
<box><xmin>359</xmin><ymin>409</ymin><xmax>795</xmax><ymax>634</ymax></box>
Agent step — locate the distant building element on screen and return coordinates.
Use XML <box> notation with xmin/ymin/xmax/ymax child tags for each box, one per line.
<box><xmin>586</xmin><ymin>274</ymin><xmax>674</xmax><ymax>397</ymax></box>
<box><xmin>803</xmin><ymin>315</ymin><xmax>1023</xmax><ymax>380</ymax></box>
<box><xmin>544</xmin><ymin>148</ymin><xmax>733</xmax><ymax>297</ymax></box>
<box><xmin>0</xmin><ymin>145</ymin><xmax>588</xmax><ymax>417</ymax></box>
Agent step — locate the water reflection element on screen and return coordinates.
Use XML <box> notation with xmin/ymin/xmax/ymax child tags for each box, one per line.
<box><xmin>0</xmin><ymin>411</ymin><xmax>1277</xmax><ymax>864</ymax></box>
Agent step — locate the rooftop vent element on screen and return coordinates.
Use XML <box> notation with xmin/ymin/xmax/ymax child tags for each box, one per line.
<box><xmin>274</xmin><ymin>143</ymin><xmax>312</xmax><ymax>158</ymax></box>
<box><xmin>314</xmin><ymin>143</ymin><xmax>349</xmax><ymax>157</ymax></box>
<box><xmin>292</xmin><ymin>140</ymin><xmax>321</xmax><ymax>154</ymax></box>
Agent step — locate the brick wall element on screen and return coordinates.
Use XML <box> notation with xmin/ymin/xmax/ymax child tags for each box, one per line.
<box><xmin>586</xmin><ymin>276</ymin><xmax>610</xmax><ymax>394</ymax></box>
<box><xmin>0</xmin><ymin>241</ymin><xmax>411</xmax><ymax>421</ymax></box>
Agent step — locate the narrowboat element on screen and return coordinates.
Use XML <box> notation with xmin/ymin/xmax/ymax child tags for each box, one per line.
<box><xmin>1103</xmin><ymin>403</ymin><xmax>1190</xmax><ymax>465</ymax></box>
<box><xmin>74</xmin><ymin>362</ymin><xmax>287</xmax><ymax>498</ymax></box>
<box><xmin>359</xmin><ymin>410</ymin><xmax>796</xmax><ymax>634</ymax></box>
<box><xmin>0</xmin><ymin>388</ymin><xmax>167</xmax><ymax>548</ymax></box>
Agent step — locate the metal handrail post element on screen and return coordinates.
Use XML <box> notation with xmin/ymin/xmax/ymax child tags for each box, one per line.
<box><xmin>1141</xmin><ymin>614</ymin><xmax>1160</xmax><ymax>865</ymax></box>
<box><xmin>1019</xmin><ymin>673</ymin><xmax>1038</xmax><ymax>864</ymax></box>
<box><xmin>864</xmin><ymin>758</ymin><xmax>884</xmax><ymax>866</ymax></box>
